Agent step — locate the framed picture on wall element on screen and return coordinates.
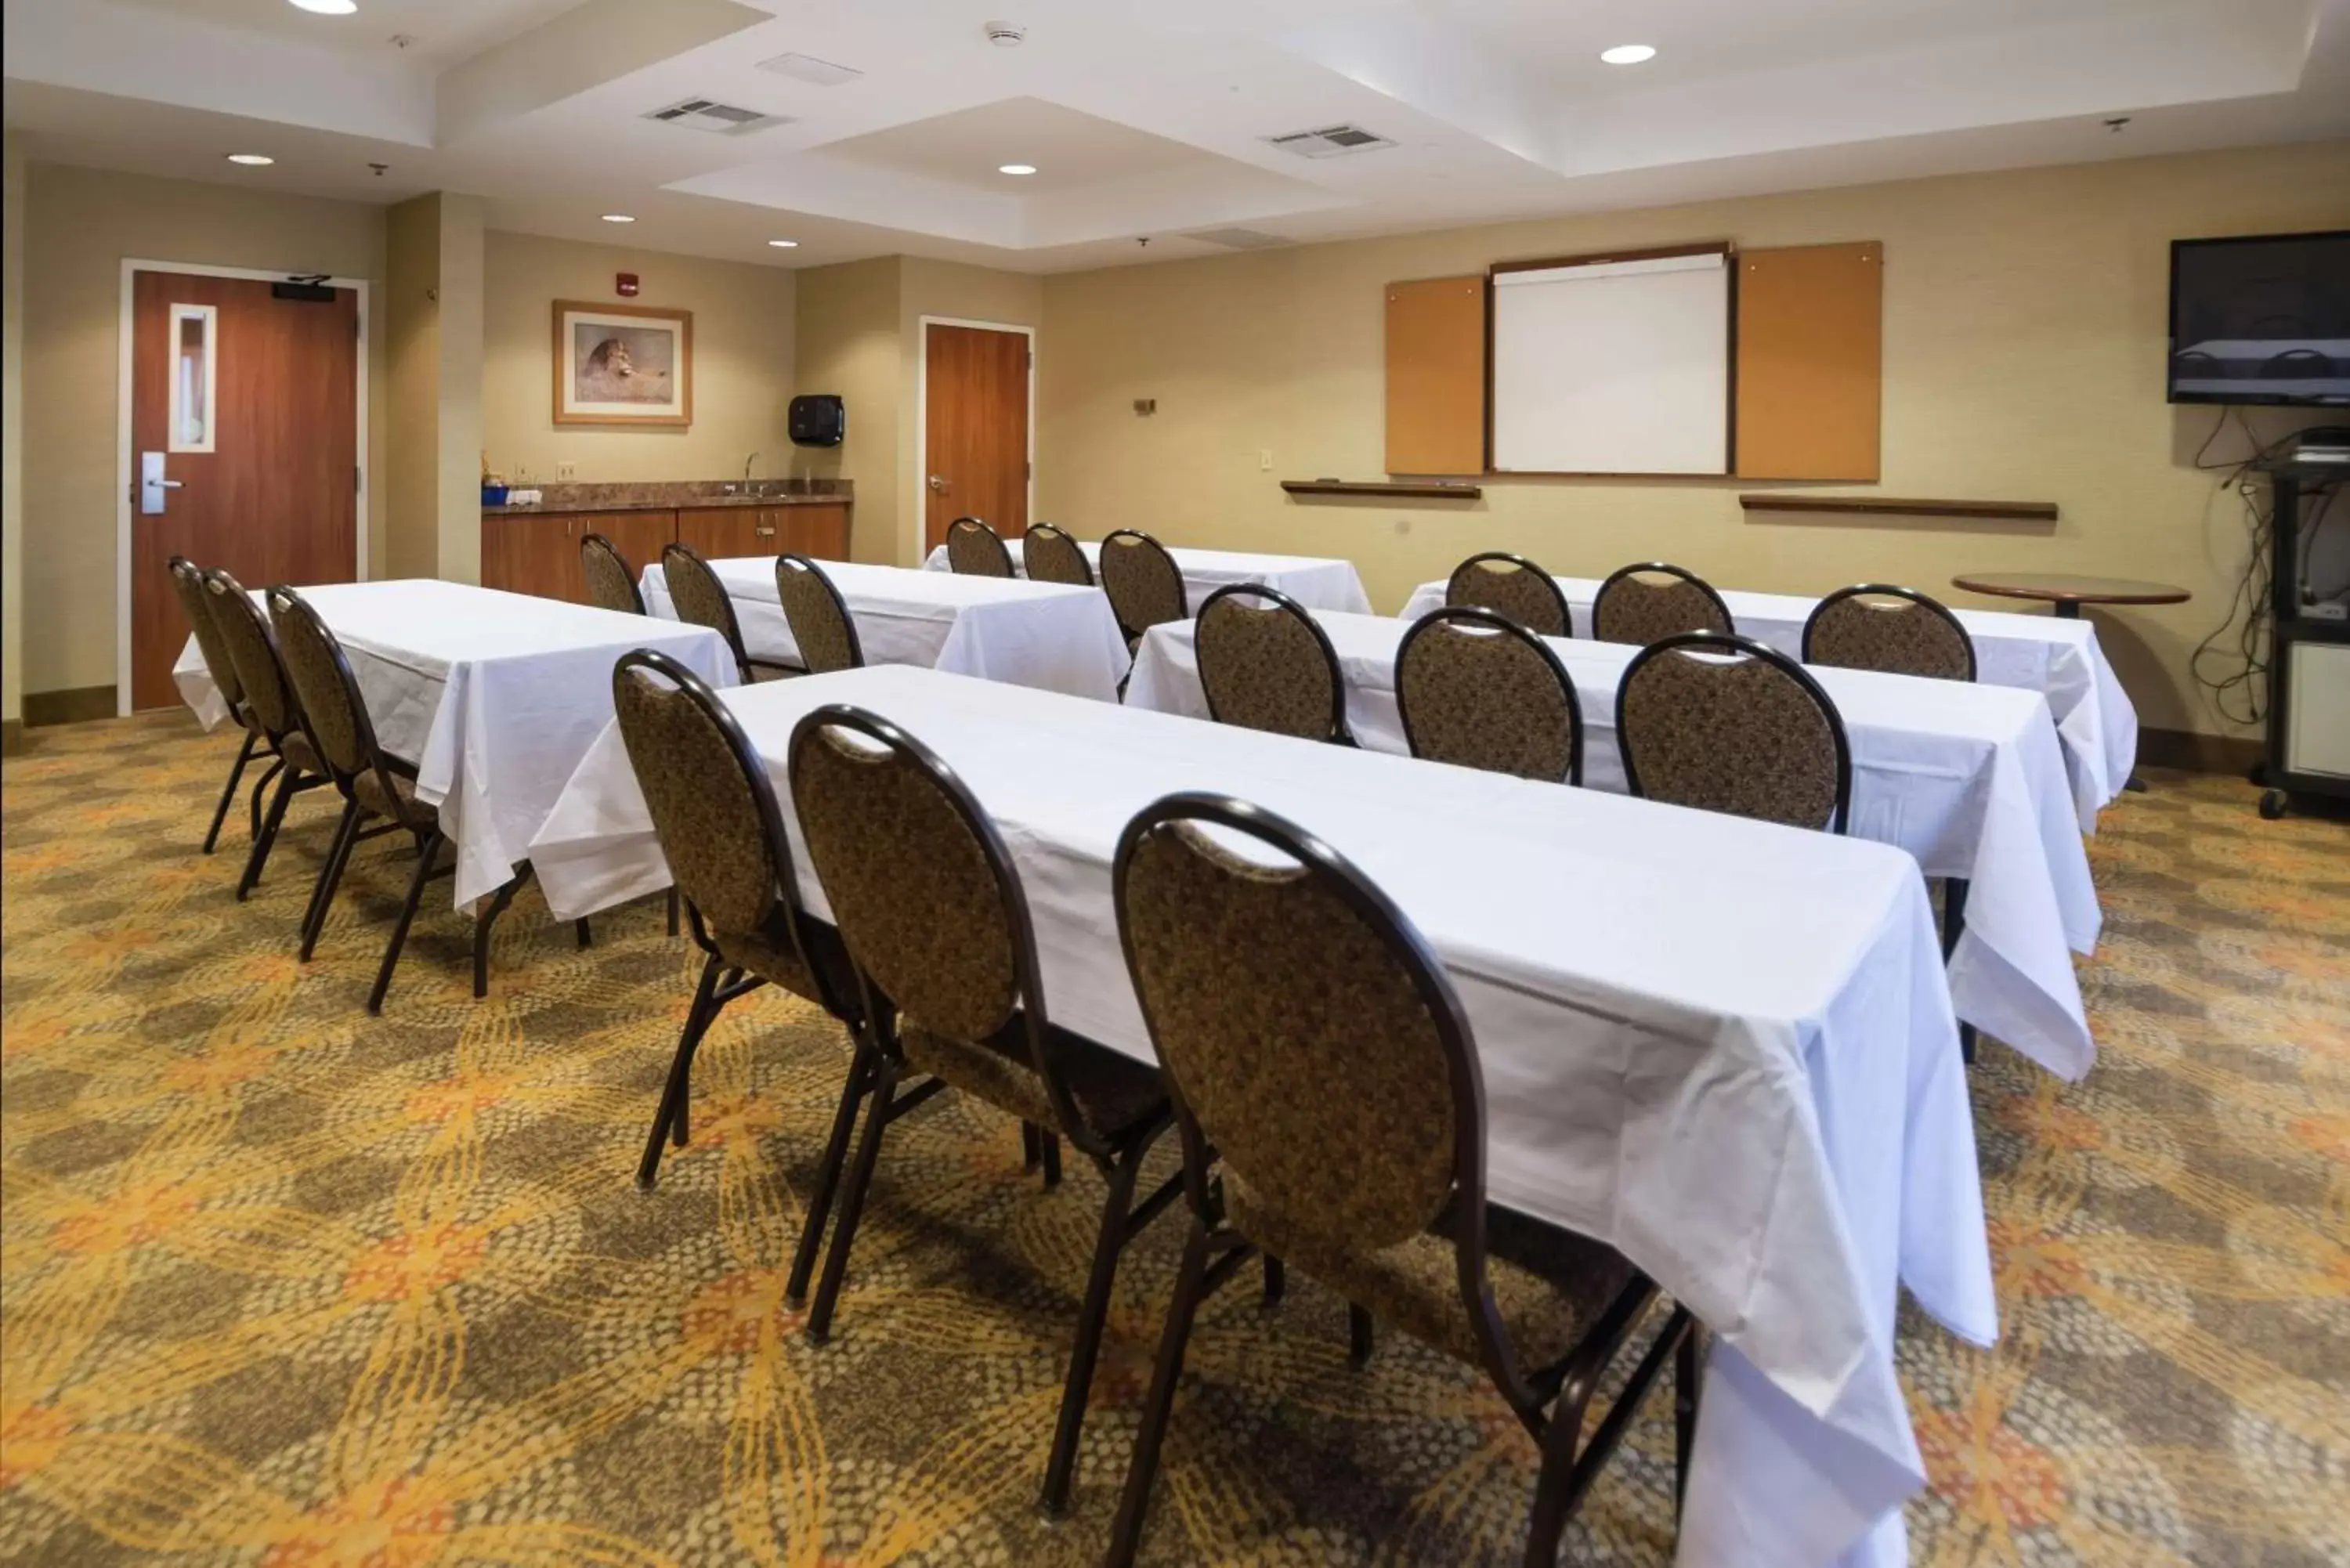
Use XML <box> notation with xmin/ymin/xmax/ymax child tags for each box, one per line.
<box><xmin>553</xmin><ymin>300</ymin><xmax>693</xmax><ymax>427</ymax></box>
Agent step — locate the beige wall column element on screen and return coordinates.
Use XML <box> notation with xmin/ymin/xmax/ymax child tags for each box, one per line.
<box><xmin>3</xmin><ymin>133</ymin><xmax>27</xmax><ymax>750</ymax></box>
<box><xmin>385</xmin><ymin>191</ymin><xmax>485</xmax><ymax>583</ymax></box>
<box><xmin>794</xmin><ymin>257</ymin><xmax>904</xmax><ymax>565</ymax></box>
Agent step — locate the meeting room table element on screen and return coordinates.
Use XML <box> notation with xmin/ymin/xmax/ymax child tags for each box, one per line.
<box><xmin>922</xmin><ymin>537</ymin><xmax>1376</xmax><ymax>616</ymax></box>
<box><xmin>529</xmin><ymin>663</ymin><xmax>1994</xmax><ymax>1568</ymax></box>
<box><xmin>1129</xmin><ymin>609</ymin><xmax>2102</xmax><ymax>1080</ymax></box>
<box><xmin>1401</xmin><ymin>574</ymin><xmax>2138</xmax><ymax>830</ymax></box>
<box><xmin>173</xmin><ymin>578</ymin><xmax>736</xmax><ymax>913</ymax></box>
<box><xmin>641</xmin><ymin>556</ymin><xmax>1131</xmax><ymax>702</ymax></box>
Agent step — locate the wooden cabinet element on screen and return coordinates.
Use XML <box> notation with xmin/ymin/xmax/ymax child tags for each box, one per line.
<box><xmin>781</xmin><ymin>503</ymin><xmax>851</xmax><ymax>561</ymax></box>
<box><xmin>676</xmin><ymin>504</ymin><xmax>776</xmax><ymax>560</ymax></box>
<box><xmin>482</xmin><ymin>500</ymin><xmax>849</xmax><ymax>605</ymax></box>
<box><xmin>579</xmin><ymin>511</ymin><xmax>675</xmax><ymax>594</ymax></box>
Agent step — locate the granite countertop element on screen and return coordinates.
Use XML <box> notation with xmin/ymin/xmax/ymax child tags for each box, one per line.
<box><xmin>485</xmin><ymin>492</ymin><xmax>851</xmax><ymax>517</ymax></box>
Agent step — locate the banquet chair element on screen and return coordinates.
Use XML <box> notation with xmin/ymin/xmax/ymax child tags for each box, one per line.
<box><xmin>1802</xmin><ymin>584</ymin><xmax>1976</xmax><ymax>682</ymax></box>
<box><xmin>580</xmin><ymin>533</ymin><xmax>648</xmax><ymax>616</ymax></box>
<box><xmin>1396</xmin><ymin>606</ymin><xmax>1585</xmax><ymax>785</ymax></box>
<box><xmin>1444</xmin><ymin>551</ymin><xmax>1574</xmax><ymax>638</ymax></box>
<box><xmin>201</xmin><ymin>570</ymin><xmax>334</xmax><ymax>904</ymax></box>
<box><xmin>1194</xmin><ymin>583</ymin><xmax>1354</xmax><ymax>745</ymax></box>
<box><xmin>1098</xmin><ymin>529</ymin><xmax>1188</xmax><ymax>651</ymax></box>
<box><xmin>169</xmin><ymin>556</ymin><xmax>263</xmax><ymax>854</ymax></box>
<box><xmin>608</xmin><ymin>654</ymin><xmax>880</xmax><ymax>1303</ymax></box>
<box><xmin>787</xmin><ymin>703</ymin><xmax>1177</xmax><ymax>1517</ymax></box>
<box><xmin>268</xmin><ymin>586</ymin><xmax>475</xmax><ymax>1013</ymax></box>
<box><xmin>1617</xmin><ymin>631</ymin><xmax>1852</xmax><ymax>833</ymax></box>
<box><xmin>945</xmin><ymin>515</ymin><xmax>1016</xmax><ymax>577</ymax></box>
<box><xmin>1022</xmin><ymin>522</ymin><xmax>1094</xmax><ymax>586</ymax></box>
<box><xmin>663</xmin><ymin>542</ymin><xmax>801</xmax><ymax>681</ymax></box>
<box><xmin>1590</xmin><ymin>562</ymin><xmax>1734</xmax><ymax>646</ymax></box>
<box><xmin>775</xmin><ymin>555</ymin><xmax>864</xmax><ymax>676</ymax></box>
<box><xmin>1105</xmin><ymin>792</ymin><xmax>1694</xmax><ymax>1568</ymax></box>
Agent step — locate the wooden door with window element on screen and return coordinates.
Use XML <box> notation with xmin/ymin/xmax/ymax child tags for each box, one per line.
<box><xmin>128</xmin><ymin>270</ymin><xmax>359</xmax><ymax>710</ymax></box>
<box><xmin>923</xmin><ymin>323</ymin><xmax>1029</xmax><ymax>555</ymax></box>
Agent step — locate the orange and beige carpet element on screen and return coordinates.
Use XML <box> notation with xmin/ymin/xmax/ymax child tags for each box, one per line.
<box><xmin>2</xmin><ymin>710</ymin><xmax>2345</xmax><ymax>1566</ymax></box>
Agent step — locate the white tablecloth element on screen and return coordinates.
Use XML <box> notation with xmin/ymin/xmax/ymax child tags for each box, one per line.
<box><xmin>642</xmin><ymin>557</ymin><xmax>1130</xmax><ymax>703</ymax></box>
<box><xmin>174</xmin><ymin>579</ymin><xmax>735</xmax><ymax>909</ymax></box>
<box><xmin>1402</xmin><ymin>576</ymin><xmax>2138</xmax><ymax>831</ymax></box>
<box><xmin>530</xmin><ymin>665</ymin><xmax>1992</xmax><ymax>1568</ymax></box>
<box><xmin>923</xmin><ymin>539</ymin><xmax>1375</xmax><ymax>616</ymax></box>
<box><xmin>1129</xmin><ymin>611</ymin><xmax>2099</xmax><ymax>1080</ymax></box>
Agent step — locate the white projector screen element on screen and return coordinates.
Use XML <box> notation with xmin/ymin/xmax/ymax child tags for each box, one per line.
<box><xmin>1491</xmin><ymin>251</ymin><xmax>1730</xmax><ymax>475</ymax></box>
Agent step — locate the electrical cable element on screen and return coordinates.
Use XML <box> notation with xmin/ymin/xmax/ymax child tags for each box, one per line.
<box><xmin>2185</xmin><ymin>407</ymin><xmax>2287</xmax><ymax>728</ymax></box>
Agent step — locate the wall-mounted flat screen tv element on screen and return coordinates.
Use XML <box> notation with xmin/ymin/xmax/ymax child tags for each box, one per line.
<box><xmin>2169</xmin><ymin>230</ymin><xmax>2350</xmax><ymax>406</ymax></box>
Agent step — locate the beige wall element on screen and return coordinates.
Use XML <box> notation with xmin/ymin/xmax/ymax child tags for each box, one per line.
<box><xmin>794</xmin><ymin>257</ymin><xmax>905</xmax><ymax>565</ymax></box>
<box><xmin>483</xmin><ymin>230</ymin><xmax>797</xmax><ymax>488</ymax></box>
<box><xmin>18</xmin><ymin>164</ymin><xmax>389</xmax><ymax>699</ymax></box>
<box><xmin>4</xmin><ymin>134</ymin><xmax>26</xmax><ymax>730</ymax></box>
<box><xmin>1039</xmin><ymin>139</ymin><xmax>2350</xmax><ymax>737</ymax></box>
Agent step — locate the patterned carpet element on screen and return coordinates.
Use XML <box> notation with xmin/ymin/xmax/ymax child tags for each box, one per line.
<box><xmin>2</xmin><ymin>710</ymin><xmax>2345</xmax><ymax>1566</ymax></box>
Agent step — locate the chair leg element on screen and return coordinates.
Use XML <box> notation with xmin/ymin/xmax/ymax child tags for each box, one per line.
<box><xmin>1348</xmin><ymin>1302</ymin><xmax>1376</xmax><ymax>1367</ymax></box>
<box><xmin>636</xmin><ymin>953</ymin><xmax>725</xmax><ymax>1189</ymax></box>
<box><xmin>1039</xmin><ymin>1131</ymin><xmax>1062</xmax><ymax>1188</ymax></box>
<box><xmin>298</xmin><ymin>799</ymin><xmax>361</xmax><ymax>960</ymax></box>
<box><xmin>248</xmin><ymin>757</ymin><xmax>284</xmax><ymax>841</ymax></box>
<box><xmin>1041</xmin><ymin>1149</ymin><xmax>1148</xmax><ymax>1517</ymax></box>
<box><xmin>367</xmin><ymin>830</ymin><xmax>442</xmax><ymax>1016</ymax></box>
<box><xmin>665</xmin><ymin>886</ymin><xmax>680</xmax><ymax>938</ymax></box>
<box><xmin>1675</xmin><ymin>1323</ymin><xmax>1702</xmax><ymax>1521</ymax></box>
<box><xmin>1105</xmin><ymin>1223</ymin><xmax>1212</xmax><ymax>1568</ymax></box>
<box><xmin>1262</xmin><ymin>1254</ymin><xmax>1285</xmax><ymax>1308</ymax></box>
<box><xmin>785</xmin><ymin>1048</ymin><xmax>876</xmax><ymax>1306</ymax></box>
<box><xmin>202</xmin><ymin>730</ymin><xmax>258</xmax><ymax>854</ymax></box>
<box><xmin>805</xmin><ymin>1054</ymin><xmax>899</xmax><ymax>1345</ymax></box>
<box><xmin>576</xmin><ymin>917</ymin><xmax>592</xmax><ymax>949</ymax></box>
<box><xmin>472</xmin><ymin>874</ymin><xmax>523</xmax><ymax>999</ymax></box>
<box><xmin>1021</xmin><ymin>1121</ymin><xmax>1042</xmax><ymax>1172</ymax></box>
<box><xmin>1942</xmin><ymin>877</ymin><xmax>1978</xmax><ymax>1066</ymax></box>
<box><xmin>236</xmin><ymin>767</ymin><xmax>300</xmax><ymax>902</ymax></box>
<box><xmin>1523</xmin><ymin>1408</ymin><xmax>1582</xmax><ymax>1567</ymax></box>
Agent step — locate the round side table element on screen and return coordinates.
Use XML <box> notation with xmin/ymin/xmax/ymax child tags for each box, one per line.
<box><xmin>1951</xmin><ymin>573</ymin><xmax>2191</xmax><ymax>793</ymax></box>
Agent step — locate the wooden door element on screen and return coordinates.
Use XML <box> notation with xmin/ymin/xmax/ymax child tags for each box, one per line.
<box><xmin>924</xmin><ymin>323</ymin><xmax>1029</xmax><ymax>554</ymax></box>
<box><xmin>677</xmin><ymin>505</ymin><xmax>777</xmax><ymax>560</ymax></box>
<box><xmin>129</xmin><ymin>270</ymin><xmax>358</xmax><ymax>710</ymax></box>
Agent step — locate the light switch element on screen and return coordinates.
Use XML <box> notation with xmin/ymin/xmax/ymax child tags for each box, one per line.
<box><xmin>1258</xmin><ymin>450</ymin><xmax>1271</xmax><ymax>471</ymax></box>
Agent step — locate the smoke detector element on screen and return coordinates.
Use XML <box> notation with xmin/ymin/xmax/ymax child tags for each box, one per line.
<box><xmin>1264</xmin><ymin>124</ymin><xmax>1395</xmax><ymax>159</ymax></box>
<box><xmin>642</xmin><ymin>96</ymin><xmax>790</xmax><ymax>135</ymax></box>
<box><xmin>984</xmin><ymin>20</ymin><xmax>1026</xmax><ymax>46</ymax></box>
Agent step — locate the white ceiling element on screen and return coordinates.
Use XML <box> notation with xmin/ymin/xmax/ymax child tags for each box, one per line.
<box><xmin>6</xmin><ymin>0</ymin><xmax>2348</xmax><ymax>274</ymax></box>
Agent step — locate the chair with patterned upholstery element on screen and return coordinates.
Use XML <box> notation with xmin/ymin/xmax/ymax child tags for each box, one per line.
<box><xmin>201</xmin><ymin>570</ymin><xmax>335</xmax><ymax>905</ymax></box>
<box><xmin>772</xmin><ymin>555</ymin><xmax>863</xmax><ymax>677</ymax></box>
<box><xmin>268</xmin><ymin>586</ymin><xmax>468</xmax><ymax>1013</ymax></box>
<box><xmin>1194</xmin><ymin>583</ymin><xmax>1353</xmax><ymax>745</ymax></box>
<box><xmin>1802</xmin><ymin>583</ymin><xmax>1976</xmax><ymax>682</ymax></box>
<box><xmin>609</xmin><ymin>651</ymin><xmax>876</xmax><ymax>1297</ymax></box>
<box><xmin>787</xmin><ymin>703</ymin><xmax>1176</xmax><ymax>1518</ymax></box>
<box><xmin>1616</xmin><ymin>631</ymin><xmax>1852</xmax><ymax>833</ymax></box>
<box><xmin>1444</xmin><ymin>551</ymin><xmax>1574</xmax><ymax>638</ymax></box>
<box><xmin>662</xmin><ymin>542</ymin><xmax>801</xmax><ymax>681</ymax></box>
<box><xmin>1022</xmin><ymin>522</ymin><xmax>1094</xmax><ymax>586</ymax></box>
<box><xmin>1590</xmin><ymin>562</ymin><xmax>1734</xmax><ymax>646</ymax></box>
<box><xmin>1105</xmin><ymin>792</ymin><xmax>1695</xmax><ymax>1567</ymax></box>
<box><xmin>945</xmin><ymin>515</ymin><xmax>1015</xmax><ymax>577</ymax></box>
<box><xmin>1396</xmin><ymin>607</ymin><xmax>1584</xmax><ymax>785</ymax></box>
<box><xmin>1098</xmin><ymin>529</ymin><xmax>1188</xmax><ymax>650</ymax></box>
<box><xmin>169</xmin><ymin>556</ymin><xmax>265</xmax><ymax>854</ymax></box>
<box><xmin>580</xmin><ymin>533</ymin><xmax>647</xmax><ymax>616</ymax></box>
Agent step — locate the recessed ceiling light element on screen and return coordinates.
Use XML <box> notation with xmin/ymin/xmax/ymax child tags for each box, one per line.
<box><xmin>1600</xmin><ymin>43</ymin><xmax>1657</xmax><ymax>65</ymax></box>
<box><xmin>998</xmin><ymin>163</ymin><xmax>1037</xmax><ymax>176</ymax></box>
<box><xmin>288</xmin><ymin>0</ymin><xmax>358</xmax><ymax>13</ymax></box>
<box><xmin>600</xmin><ymin>213</ymin><xmax>636</xmax><ymax>223</ymax></box>
<box><xmin>767</xmin><ymin>239</ymin><xmax>800</xmax><ymax>248</ymax></box>
<box><xmin>226</xmin><ymin>153</ymin><xmax>276</xmax><ymax>166</ymax></box>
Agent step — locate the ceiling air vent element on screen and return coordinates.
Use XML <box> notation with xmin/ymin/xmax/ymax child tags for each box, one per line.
<box><xmin>1264</xmin><ymin>124</ymin><xmax>1394</xmax><ymax>159</ymax></box>
<box><xmin>642</xmin><ymin>96</ymin><xmax>790</xmax><ymax>135</ymax></box>
<box><xmin>757</xmin><ymin>52</ymin><xmax>862</xmax><ymax>86</ymax></box>
<box><xmin>1184</xmin><ymin>227</ymin><xmax>1292</xmax><ymax>251</ymax></box>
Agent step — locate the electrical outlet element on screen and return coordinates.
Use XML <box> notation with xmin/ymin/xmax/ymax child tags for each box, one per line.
<box><xmin>558</xmin><ymin>463</ymin><xmax>577</xmax><ymax>481</ymax></box>
<box><xmin>1258</xmin><ymin>450</ymin><xmax>1271</xmax><ymax>471</ymax></box>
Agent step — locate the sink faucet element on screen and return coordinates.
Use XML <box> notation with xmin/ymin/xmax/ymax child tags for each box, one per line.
<box><xmin>743</xmin><ymin>452</ymin><xmax>760</xmax><ymax>486</ymax></box>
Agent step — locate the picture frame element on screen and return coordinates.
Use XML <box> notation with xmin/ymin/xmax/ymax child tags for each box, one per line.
<box><xmin>552</xmin><ymin>299</ymin><xmax>693</xmax><ymax>427</ymax></box>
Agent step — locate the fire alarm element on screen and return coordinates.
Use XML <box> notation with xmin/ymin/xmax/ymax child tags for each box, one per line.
<box><xmin>616</xmin><ymin>273</ymin><xmax>641</xmax><ymax>298</ymax></box>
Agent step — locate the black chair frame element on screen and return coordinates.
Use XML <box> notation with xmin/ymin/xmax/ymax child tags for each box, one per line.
<box><xmin>1105</xmin><ymin>792</ymin><xmax>1694</xmax><ymax>1567</ymax></box>
<box><xmin>1098</xmin><ymin>528</ymin><xmax>1188</xmax><ymax>642</ymax></box>
<box><xmin>169</xmin><ymin>556</ymin><xmax>269</xmax><ymax>855</ymax></box>
<box><xmin>774</xmin><ymin>553</ymin><xmax>865</xmax><ymax>673</ymax></box>
<box><xmin>1021</xmin><ymin>522</ymin><xmax>1094</xmax><ymax>585</ymax></box>
<box><xmin>662</xmin><ymin>541</ymin><xmax>802</xmax><ymax>681</ymax></box>
<box><xmin>945</xmin><ymin>515</ymin><xmax>1017</xmax><ymax>576</ymax></box>
<box><xmin>1801</xmin><ymin>583</ymin><xmax>1978</xmax><ymax>682</ymax></box>
<box><xmin>1395</xmin><ymin>605</ymin><xmax>1586</xmax><ymax>786</ymax></box>
<box><xmin>1618</xmin><ymin>630</ymin><xmax>1855</xmax><ymax>835</ymax></box>
<box><xmin>787</xmin><ymin>703</ymin><xmax>1179</xmax><ymax>1518</ymax></box>
<box><xmin>203</xmin><ymin>570</ymin><xmax>336</xmax><ymax>905</ymax></box>
<box><xmin>1593</xmin><ymin>562</ymin><xmax>1735</xmax><ymax>640</ymax></box>
<box><xmin>580</xmin><ymin>532</ymin><xmax>649</xmax><ymax>616</ymax></box>
<box><xmin>1446</xmin><ymin>551</ymin><xmax>1575</xmax><ymax>639</ymax></box>
<box><xmin>1195</xmin><ymin>581</ymin><xmax>1356</xmax><ymax>746</ymax></box>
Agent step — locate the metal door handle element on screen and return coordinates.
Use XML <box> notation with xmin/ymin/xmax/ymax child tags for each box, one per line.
<box><xmin>928</xmin><ymin>475</ymin><xmax>948</xmax><ymax>493</ymax></box>
<box><xmin>154</xmin><ymin>479</ymin><xmax>184</xmax><ymax>490</ymax></box>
